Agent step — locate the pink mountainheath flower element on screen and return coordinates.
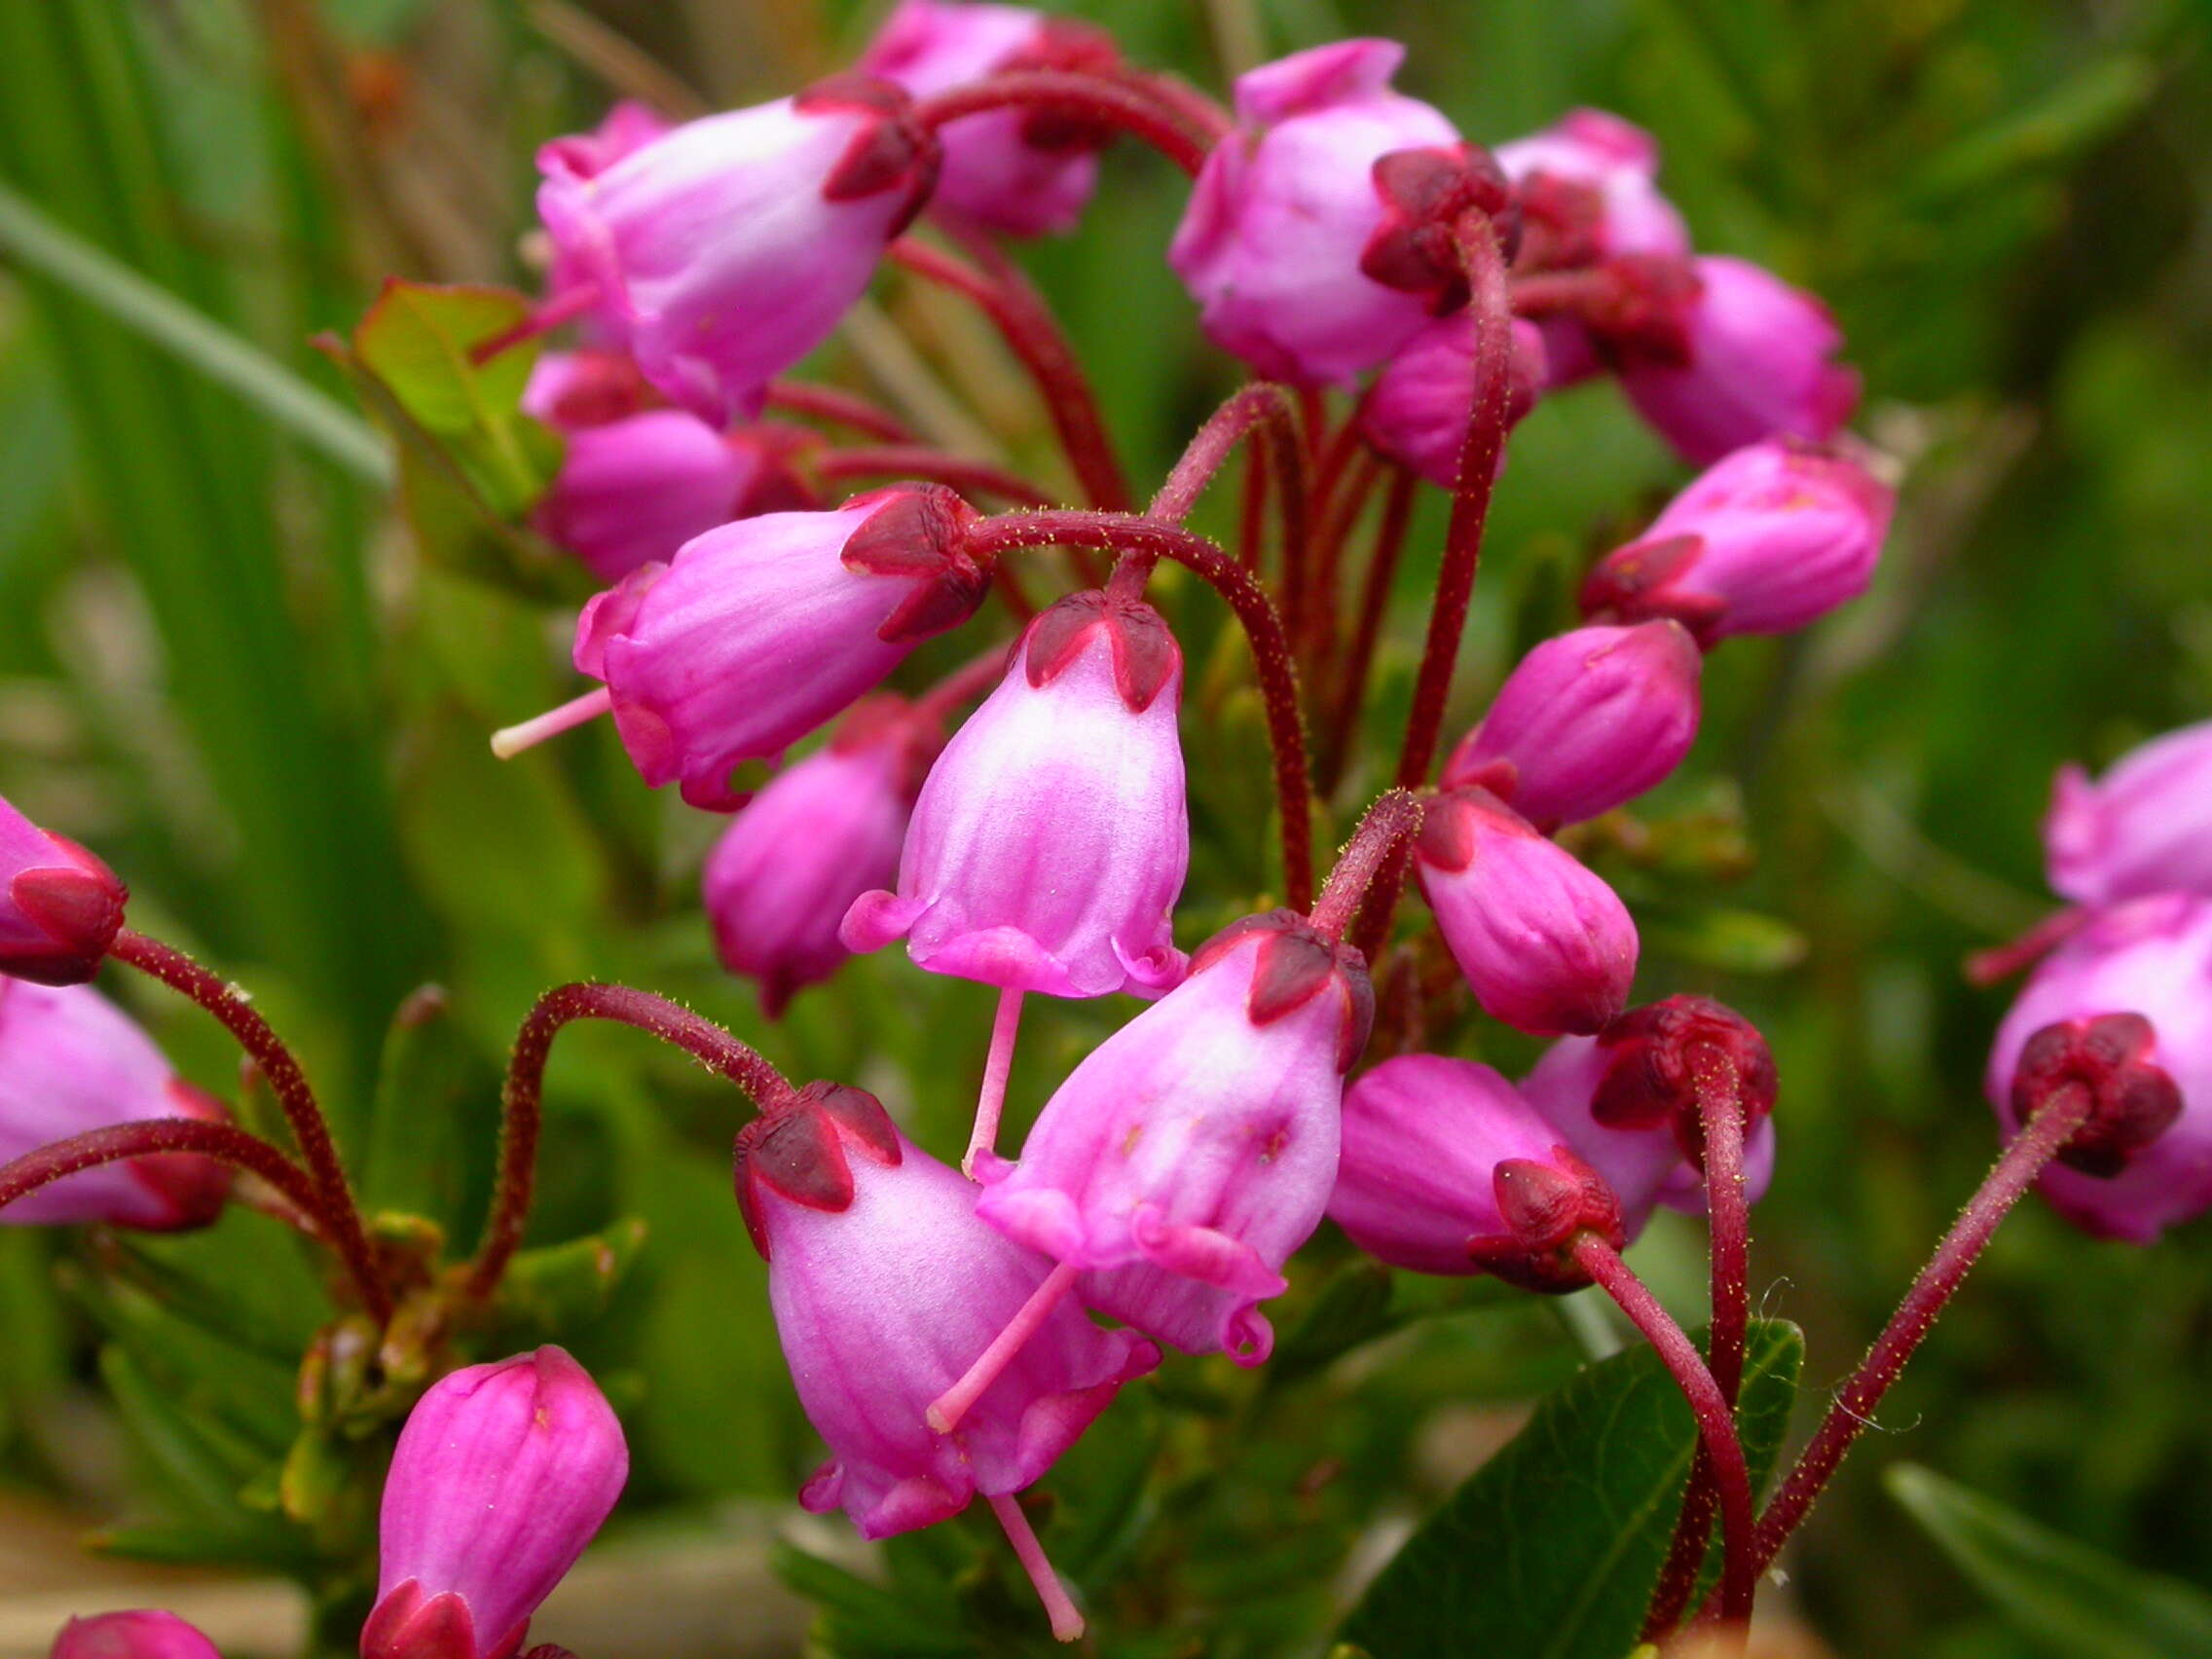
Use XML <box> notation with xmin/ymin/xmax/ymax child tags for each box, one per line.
<box><xmin>0</xmin><ymin>792</ymin><xmax>127</xmax><ymax>986</ymax></box>
<box><xmin>2044</xmin><ymin>719</ymin><xmax>2212</xmax><ymax>908</ymax></box>
<box><xmin>51</xmin><ymin>1612</ymin><xmax>222</xmax><ymax>1659</ymax></box>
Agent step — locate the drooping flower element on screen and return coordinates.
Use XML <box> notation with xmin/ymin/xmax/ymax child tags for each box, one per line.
<box><xmin>1168</xmin><ymin>39</ymin><xmax>1506</xmax><ymax>387</ymax></box>
<box><xmin>843</xmin><ymin>590</ymin><xmax>1188</xmax><ymax>999</ymax></box>
<box><xmin>1361</xmin><ymin>314</ymin><xmax>1548</xmax><ymax>489</ymax></box>
<box><xmin>362</xmin><ymin>1347</ymin><xmax>628</xmax><ymax>1659</ymax></box>
<box><xmin>0</xmin><ymin>793</ymin><xmax>127</xmax><ymax>986</ymax></box>
<box><xmin>51</xmin><ymin>1611</ymin><xmax>222</xmax><ymax>1659</ymax></box>
<box><xmin>973</xmin><ymin>910</ymin><xmax>1369</xmax><ymax>1362</ymax></box>
<box><xmin>537</xmin><ymin>82</ymin><xmax>939</xmax><ymax>422</ymax></box>
<box><xmin>1412</xmin><ymin>789</ymin><xmax>1639</xmax><ymax>1037</ymax></box>
<box><xmin>2043</xmin><ymin>719</ymin><xmax>2212</xmax><ymax>908</ymax></box>
<box><xmin>706</xmin><ymin>696</ymin><xmax>940</xmax><ymax>1017</ymax></box>
<box><xmin>0</xmin><ymin>981</ymin><xmax>229</xmax><ymax>1231</ymax></box>
<box><xmin>1441</xmin><ymin>620</ymin><xmax>1703</xmax><ymax>829</ymax></box>
<box><xmin>537</xmin><ymin>101</ymin><xmax>672</xmax><ymax>186</ymax></box>
<box><xmin>569</xmin><ymin>487</ymin><xmax>986</xmax><ymax>809</ymax></box>
<box><xmin>1611</xmin><ymin>255</ymin><xmax>1860</xmax><ymax>465</ymax></box>
<box><xmin>1986</xmin><ymin>894</ymin><xmax>2212</xmax><ymax>1245</ymax></box>
<box><xmin>860</xmin><ymin>1</ymin><xmax>1117</xmax><ymax>236</ymax></box>
<box><xmin>1581</xmin><ymin>439</ymin><xmax>1895</xmax><ymax>645</ymax></box>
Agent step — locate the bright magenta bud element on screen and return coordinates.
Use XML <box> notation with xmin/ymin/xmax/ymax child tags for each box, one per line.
<box><xmin>1361</xmin><ymin>314</ymin><xmax>1548</xmax><ymax>489</ymax></box>
<box><xmin>1413</xmin><ymin>789</ymin><xmax>1639</xmax><ymax>1037</ymax></box>
<box><xmin>363</xmin><ymin>1347</ymin><xmax>627</xmax><ymax>1659</ymax></box>
<box><xmin>0</xmin><ymin>793</ymin><xmax>126</xmax><ymax>986</ymax></box>
<box><xmin>2044</xmin><ymin>719</ymin><xmax>2212</xmax><ymax>907</ymax></box>
<box><xmin>0</xmin><ymin>981</ymin><xmax>229</xmax><ymax>1231</ymax></box>
<box><xmin>1582</xmin><ymin>439</ymin><xmax>1895</xmax><ymax>645</ymax></box>
<box><xmin>1443</xmin><ymin>621</ymin><xmax>1703</xmax><ymax>829</ymax></box>
<box><xmin>51</xmin><ymin>1611</ymin><xmax>220</xmax><ymax>1659</ymax></box>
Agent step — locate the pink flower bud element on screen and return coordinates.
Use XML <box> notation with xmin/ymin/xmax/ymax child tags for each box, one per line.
<box><xmin>573</xmin><ymin>487</ymin><xmax>985</xmax><ymax>810</ymax></box>
<box><xmin>1582</xmin><ymin>439</ymin><xmax>1895</xmax><ymax>644</ymax></box>
<box><xmin>734</xmin><ymin>1083</ymin><xmax>1156</xmax><ymax>1537</ymax></box>
<box><xmin>0</xmin><ymin>981</ymin><xmax>229</xmax><ymax>1231</ymax></box>
<box><xmin>52</xmin><ymin>1612</ymin><xmax>219</xmax><ymax>1659</ymax></box>
<box><xmin>975</xmin><ymin>911</ymin><xmax>1371</xmax><ymax>1361</ymax></box>
<box><xmin>538</xmin><ymin>83</ymin><xmax>938</xmax><ymax>423</ymax></box>
<box><xmin>1361</xmin><ymin>314</ymin><xmax>1547</xmax><ymax>489</ymax></box>
<box><xmin>1414</xmin><ymin>789</ymin><xmax>1639</xmax><ymax>1037</ymax></box>
<box><xmin>1442</xmin><ymin>620</ymin><xmax>1702</xmax><ymax>829</ymax></box>
<box><xmin>861</xmin><ymin>2</ymin><xmax>1115</xmax><ymax>236</ymax></box>
<box><xmin>364</xmin><ymin>1347</ymin><xmax>627</xmax><ymax>1659</ymax></box>
<box><xmin>843</xmin><ymin>592</ymin><xmax>1188</xmax><ymax>998</ymax></box>
<box><xmin>1497</xmin><ymin>109</ymin><xmax>1690</xmax><ymax>264</ymax></box>
<box><xmin>1168</xmin><ymin>40</ymin><xmax>1498</xmax><ymax>387</ymax></box>
<box><xmin>707</xmin><ymin>697</ymin><xmax>940</xmax><ymax>1017</ymax></box>
<box><xmin>2045</xmin><ymin>719</ymin><xmax>2212</xmax><ymax>907</ymax></box>
<box><xmin>1330</xmin><ymin>1053</ymin><xmax>1623</xmax><ymax>1289</ymax></box>
<box><xmin>1614</xmin><ymin>255</ymin><xmax>1860</xmax><ymax>464</ymax></box>
<box><xmin>1</xmin><ymin>793</ymin><xmax>126</xmax><ymax>986</ymax></box>
<box><xmin>1986</xmin><ymin>894</ymin><xmax>2212</xmax><ymax>1244</ymax></box>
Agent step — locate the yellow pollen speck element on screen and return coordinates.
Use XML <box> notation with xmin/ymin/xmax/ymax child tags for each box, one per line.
<box><xmin>1121</xmin><ymin>1124</ymin><xmax>1144</xmax><ymax>1157</ymax></box>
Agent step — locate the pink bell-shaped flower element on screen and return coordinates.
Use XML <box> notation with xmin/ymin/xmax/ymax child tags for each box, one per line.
<box><xmin>362</xmin><ymin>1346</ymin><xmax>627</xmax><ymax>1659</ymax></box>
<box><xmin>970</xmin><ymin>910</ymin><xmax>1370</xmax><ymax>1365</ymax></box>
<box><xmin>0</xmin><ymin>981</ymin><xmax>229</xmax><ymax>1231</ymax></box>
<box><xmin>0</xmin><ymin>793</ymin><xmax>127</xmax><ymax>986</ymax></box>
<box><xmin>2044</xmin><ymin>719</ymin><xmax>2212</xmax><ymax>908</ymax></box>
<box><xmin>1330</xmin><ymin>1053</ymin><xmax>1625</xmax><ymax>1290</ymax></box>
<box><xmin>860</xmin><ymin>1</ymin><xmax>1116</xmax><ymax>236</ymax></box>
<box><xmin>1582</xmin><ymin>439</ymin><xmax>1896</xmax><ymax>645</ymax></box>
<box><xmin>1413</xmin><ymin>789</ymin><xmax>1639</xmax><ymax>1037</ymax></box>
<box><xmin>518</xmin><ymin>486</ymin><xmax>984</xmax><ymax>810</ymax></box>
<box><xmin>51</xmin><ymin>1611</ymin><xmax>221</xmax><ymax>1659</ymax></box>
<box><xmin>1168</xmin><ymin>39</ymin><xmax>1506</xmax><ymax>387</ymax></box>
<box><xmin>706</xmin><ymin>695</ymin><xmax>940</xmax><ymax>1018</ymax></box>
<box><xmin>537</xmin><ymin>81</ymin><xmax>938</xmax><ymax>423</ymax></box>
<box><xmin>1986</xmin><ymin>894</ymin><xmax>2212</xmax><ymax>1245</ymax></box>
<box><xmin>1361</xmin><ymin>314</ymin><xmax>1548</xmax><ymax>489</ymax></box>
<box><xmin>1613</xmin><ymin>255</ymin><xmax>1860</xmax><ymax>465</ymax></box>
<box><xmin>738</xmin><ymin>1081</ymin><xmax>1156</xmax><ymax>1641</ymax></box>
<box><xmin>537</xmin><ymin>100</ymin><xmax>672</xmax><ymax>188</ymax></box>
<box><xmin>1442</xmin><ymin>620</ymin><xmax>1703</xmax><ymax>829</ymax></box>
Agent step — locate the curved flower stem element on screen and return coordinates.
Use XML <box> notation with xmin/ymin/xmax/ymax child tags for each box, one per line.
<box><xmin>1396</xmin><ymin>212</ymin><xmax>1514</xmax><ymax>789</ymax></box>
<box><xmin>1309</xmin><ymin>790</ymin><xmax>1424</xmax><ymax>942</ymax></box>
<box><xmin>763</xmin><ymin>380</ymin><xmax>914</xmax><ymax>444</ymax></box>
<box><xmin>468</xmin><ymin>982</ymin><xmax>798</xmax><ymax>1299</ymax></box>
<box><xmin>1100</xmin><ymin>64</ymin><xmax>1232</xmax><ymax>145</ymax></box>
<box><xmin>1320</xmin><ymin>465</ymin><xmax>1417</xmax><ymax>793</ymax></box>
<box><xmin>815</xmin><ymin>445</ymin><xmax>1056</xmax><ymax>507</ymax></box>
<box><xmin>1750</xmin><ymin>1085</ymin><xmax>2092</xmax><ymax>1575</ymax></box>
<box><xmin>1571</xmin><ymin>1233</ymin><xmax>1758</xmax><ymax>1638</ymax></box>
<box><xmin>912</xmin><ymin>70</ymin><xmax>1211</xmax><ymax>176</ymax></box>
<box><xmin>1237</xmin><ymin>441</ymin><xmax>1270</xmax><ymax>572</ymax></box>
<box><xmin>1147</xmin><ymin>384</ymin><xmax>1312</xmax><ymax>648</ymax></box>
<box><xmin>1644</xmin><ymin>1051</ymin><xmax>1753</xmax><ymax>1641</ymax></box>
<box><xmin>105</xmin><ymin>929</ymin><xmax>387</xmax><ymax>1318</ymax></box>
<box><xmin>0</xmin><ymin>1118</ymin><xmax>388</xmax><ymax>1319</ymax></box>
<box><xmin>888</xmin><ymin>233</ymin><xmax>1130</xmax><ymax>517</ymax></box>
<box><xmin>965</xmin><ymin>510</ymin><xmax>1313</xmax><ymax>908</ymax></box>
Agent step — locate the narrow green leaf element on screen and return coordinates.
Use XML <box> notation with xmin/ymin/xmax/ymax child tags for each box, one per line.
<box><xmin>1887</xmin><ymin>1463</ymin><xmax>2212</xmax><ymax>1659</ymax></box>
<box><xmin>1340</xmin><ymin>1319</ymin><xmax>1804</xmax><ymax>1659</ymax></box>
<box><xmin>359</xmin><ymin>984</ymin><xmax>501</xmax><ymax>1236</ymax></box>
<box><xmin>1907</xmin><ymin>57</ymin><xmax>2158</xmax><ymax>205</ymax></box>
<box><xmin>771</xmin><ymin>1540</ymin><xmax>973</xmax><ymax>1657</ymax></box>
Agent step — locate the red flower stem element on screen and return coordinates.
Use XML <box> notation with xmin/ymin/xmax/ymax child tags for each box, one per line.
<box><xmin>1571</xmin><ymin>1233</ymin><xmax>1758</xmax><ymax>1636</ymax></box>
<box><xmin>815</xmin><ymin>445</ymin><xmax>1056</xmax><ymax>507</ymax></box>
<box><xmin>1507</xmin><ymin>268</ymin><xmax>1619</xmax><ymax>317</ymax></box>
<box><xmin>1145</xmin><ymin>386</ymin><xmax>1310</xmax><ymax>629</ymax></box>
<box><xmin>1238</xmin><ymin>439</ymin><xmax>1270</xmax><ymax>572</ymax></box>
<box><xmin>468</xmin><ymin>982</ymin><xmax>797</xmax><ymax>1299</ymax></box>
<box><xmin>1750</xmin><ymin>1085</ymin><xmax>2093</xmax><ymax>1573</ymax></box>
<box><xmin>106</xmin><ymin>928</ymin><xmax>384</xmax><ymax>1314</ymax></box>
<box><xmin>888</xmin><ymin>233</ymin><xmax>1131</xmax><ymax>516</ymax></box>
<box><xmin>1309</xmin><ymin>450</ymin><xmax>1386</xmax><ymax>664</ymax></box>
<box><xmin>763</xmin><ymin>380</ymin><xmax>914</xmax><ymax>443</ymax></box>
<box><xmin>1101</xmin><ymin>64</ymin><xmax>1232</xmax><ymax>144</ymax></box>
<box><xmin>1395</xmin><ymin>211</ymin><xmax>1513</xmax><ymax>790</ymax></box>
<box><xmin>1320</xmin><ymin>465</ymin><xmax>1417</xmax><ymax>793</ymax></box>
<box><xmin>912</xmin><ymin>70</ymin><xmax>1210</xmax><ymax>176</ymax></box>
<box><xmin>0</xmin><ymin>1118</ymin><xmax>387</xmax><ymax>1319</ymax></box>
<box><xmin>1643</xmin><ymin>1051</ymin><xmax>1753</xmax><ymax>1641</ymax></box>
<box><xmin>1309</xmin><ymin>790</ymin><xmax>1424</xmax><ymax>942</ymax></box>
<box><xmin>1309</xmin><ymin>409</ymin><xmax>1368</xmax><ymax>525</ymax></box>
<box><xmin>918</xmin><ymin>644</ymin><xmax>1017</xmax><ymax>721</ymax></box>
<box><xmin>966</xmin><ymin>510</ymin><xmax>1312</xmax><ymax>908</ymax></box>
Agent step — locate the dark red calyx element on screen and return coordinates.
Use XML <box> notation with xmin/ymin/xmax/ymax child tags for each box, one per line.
<box><xmin>540</xmin><ymin>350</ymin><xmax>655</xmax><ymax>427</ymax></box>
<box><xmin>1412</xmin><ymin>787</ymin><xmax>1530</xmax><ymax>876</ymax></box>
<box><xmin>1578</xmin><ymin>535</ymin><xmax>1724</xmax><ymax>645</ymax></box>
<box><xmin>5</xmin><ymin>852</ymin><xmax>127</xmax><ymax>987</ymax></box>
<box><xmin>1193</xmin><ymin>909</ymin><xmax>1375</xmax><ymax>1072</ymax></box>
<box><xmin>1508</xmin><ymin>172</ymin><xmax>1607</xmax><ymax>274</ymax></box>
<box><xmin>1361</xmin><ymin>144</ymin><xmax>1521</xmax><ymax>311</ymax></box>
<box><xmin>797</xmin><ymin>74</ymin><xmax>941</xmax><ymax>233</ymax></box>
<box><xmin>841</xmin><ymin>486</ymin><xmax>990</xmax><ymax>645</ymax></box>
<box><xmin>1584</xmin><ymin>254</ymin><xmax>1700</xmax><ymax>365</ymax></box>
<box><xmin>1468</xmin><ymin>1148</ymin><xmax>1625</xmax><ymax>1293</ymax></box>
<box><xmin>733</xmin><ymin>1082</ymin><xmax>903</xmax><ymax>1259</ymax></box>
<box><xmin>1005</xmin><ymin>19</ymin><xmax>1125</xmax><ymax>150</ymax></box>
<box><xmin>360</xmin><ymin>1582</ymin><xmax>478</xmax><ymax>1659</ymax></box>
<box><xmin>1021</xmin><ymin>589</ymin><xmax>1181</xmax><ymax>713</ymax></box>
<box><xmin>2011</xmin><ymin>1014</ymin><xmax>2184</xmax><ymax>1178</ymax></box>
<box><xmin>1591</xmin><ymin>995</ymin><xmax>1778</xmax><ymax>1164</ymax></box>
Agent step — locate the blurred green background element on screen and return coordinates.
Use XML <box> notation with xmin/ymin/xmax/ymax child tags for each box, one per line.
<box><xmin>0</xmin><ymin>0</ymin><xmax>2208</xmax><ymax>1655</ymax></box>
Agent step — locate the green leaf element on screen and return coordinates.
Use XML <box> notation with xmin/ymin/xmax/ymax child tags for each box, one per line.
<box><xmin>1887</xmin><ymin>1463</ymin><xmax>2212</xmax><ymax>1659</ymax></box>
<box><xmin>771</xmin><ymin>1539</ymin><xmax>973</xmax><ymax>1658</ymax></box>
<box><xmin>490</xmin><ymin>1217</ymin><xmax>649</xmax><ymax>1339</ymax></box>
<box><xmin>359</xmin><ymin>983</ymin><xmax>501</xmax><ymax>1237</ymax></box>
<box><xmin>1339</xmin><ymin>1319</ymin><xmax>1805</xmax><ymax>1659</ymax></box>
<box><xmin>1267</xmin><ymin>1260</ymin><xmax>1520</xmax><ymax>1390</ymax></box>
<box><xmin>1907</xmin><ymin>56</ymin><xmax>2158</xmax><ymax>205</ymax></box>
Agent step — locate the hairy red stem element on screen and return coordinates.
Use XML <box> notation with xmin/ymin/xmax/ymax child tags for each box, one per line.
<box><xmin>1146</xmin><ymin>385</ymin><xmax>1311</xmax><ymax>635</ymax></box>
<box><xmin>762</xmin><ymin>380</ymin><xmax>913</xmax><ymax>444</ymax></box>
<box><xmin>1320</xmin><ymin>465</ymin><xmax>1417</xmax><ymax>793</ymax></box>
<box><xmin>912</xmin><ymin>70</ymin><xmax>1210</xmax><ymax>176</ymax></box>
<box><xmin>816</xmin><ymin>445</ymin><xmax>1055</xmax><ymax>507</ymax></box>
<box><xmin>1309</xmin><ymin>791</ymin><xmax>1424</xmax><ymax>941</ymax></box>
<box><xmin>1309</xmin><ymin>449</ymin><xmax>1386</xmax><ymax>664</ymax></box>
